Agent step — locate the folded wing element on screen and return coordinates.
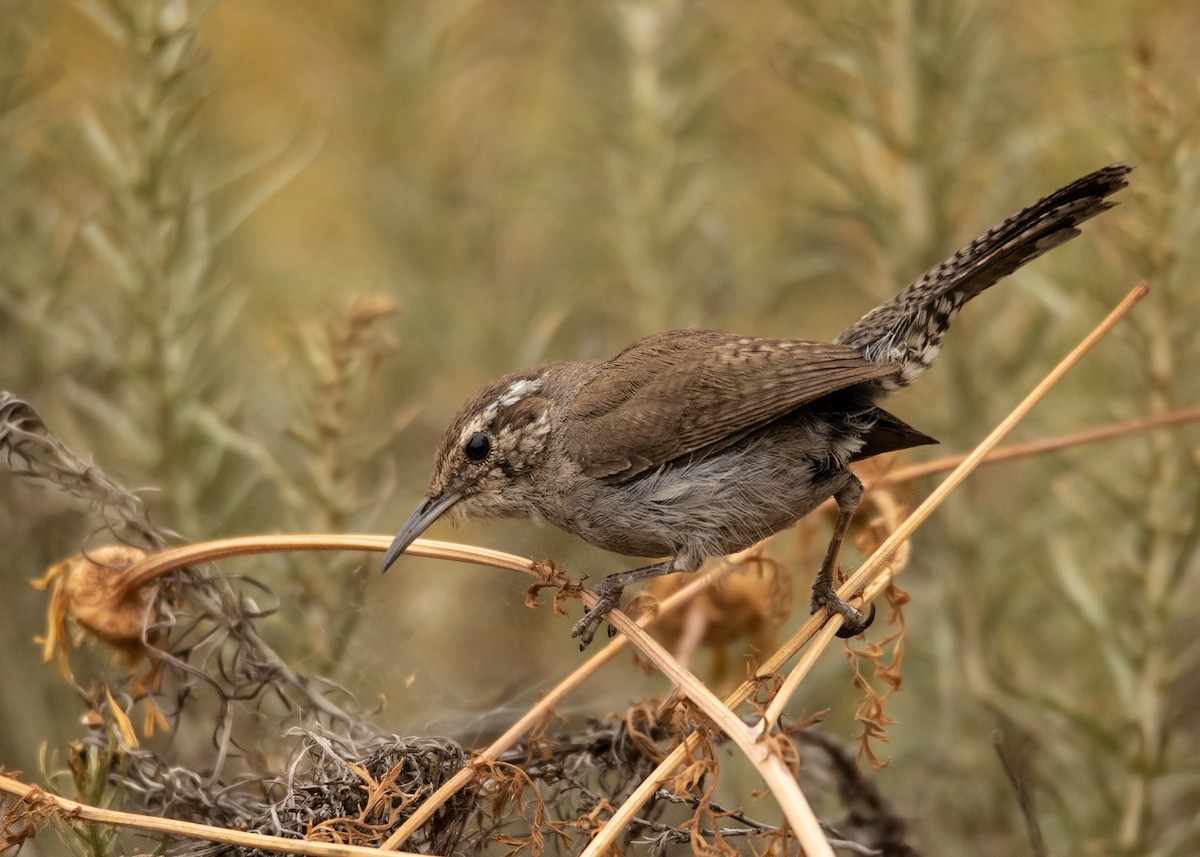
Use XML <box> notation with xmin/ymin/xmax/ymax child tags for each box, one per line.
<box><xmin>567</xmin><ymin>330</ymin><xmax>904</xmax><ymax>483</ymax></box>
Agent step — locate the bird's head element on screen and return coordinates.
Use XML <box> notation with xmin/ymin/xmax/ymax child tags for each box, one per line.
<box><xmin>381</xmin><ymin>371</ymin><xmax>554</xmax><ymax>572</ymax></box>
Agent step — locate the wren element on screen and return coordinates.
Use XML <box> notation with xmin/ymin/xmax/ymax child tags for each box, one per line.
<box><xmin>383</xmin><ymin>165</ymin><xmax>1129</xmax><ymax>647</ymax></box>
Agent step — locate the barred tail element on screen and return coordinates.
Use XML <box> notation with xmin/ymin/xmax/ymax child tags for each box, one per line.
<box><xmin>835</xmin><ymin>164</ymin><xmax>1130</xmax><ymax>387</ymax></box>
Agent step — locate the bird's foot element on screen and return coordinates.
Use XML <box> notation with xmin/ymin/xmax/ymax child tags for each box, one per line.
<box><xmin>810</xmin><ymin>584</ymin><xmax>875</xmax><ymax>638</ymax></box>
<box><xmin>571</xmin><ymin>584</ymin><xmax>624</xmax><ymax>650</ymax></box>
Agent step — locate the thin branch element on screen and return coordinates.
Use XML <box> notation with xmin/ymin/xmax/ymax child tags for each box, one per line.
<box><xmin>110</xmin><ymin>535</ymin><xmax>764</xmax><ymax>853</ymax></box>
<box><xmin>599</xmin><ymin>605</ymin><xmax>836</xmax><ymax>857</ymax></box>
<box><xmin>834</xmin><ymin>282</ymin><xmax>1148</xmax><ymax>616</ymax></box>
<box><xmin>114</xmin><ymin>534</ymin><xmax>537</xmax><ymax>601</ymax></box>
<box><xmin>379</xmin><ymin>550</ymin><xmax>759</xmax><ymax>850</ymax></box>
<box><xmin>0</xmin><ymin>771</ymin><xmax>425</xmax><ymax>857</ymax></box>
<box><xmin>875</xmin><ymin>403</ymin><xmax>1200</xmax><ymax>486</ymax></box>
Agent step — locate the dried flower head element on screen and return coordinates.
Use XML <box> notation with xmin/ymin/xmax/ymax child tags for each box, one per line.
<box><xmin>31</xmin><ymin>545</ymin><xmax>169</xmax><ymax>735</ymax></box>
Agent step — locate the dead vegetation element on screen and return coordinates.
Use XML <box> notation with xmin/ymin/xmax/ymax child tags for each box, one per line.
<box><xmin>2</xmin><ymin>286</ymin><xmax>1177</xmax><ymax>855</ymax></box>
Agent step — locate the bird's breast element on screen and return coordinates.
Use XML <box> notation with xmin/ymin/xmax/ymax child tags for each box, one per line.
<box><xmin>541</xmin><ymin>413</ymin><xmax>863</xmax><ymax>569</ymax></box>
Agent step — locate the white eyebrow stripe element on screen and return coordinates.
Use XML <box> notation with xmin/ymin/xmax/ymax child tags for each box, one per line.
<box><xmin>478</xmin><ymin>377</ymin><xmax>542</xmax><ymax>425</ymax></box>
<box><xmin>498</xmin><ymin>378</ymin><xmax>541</xmax><ymax>406</ymax></box>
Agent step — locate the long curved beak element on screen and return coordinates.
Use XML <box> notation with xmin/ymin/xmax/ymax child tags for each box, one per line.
<box><xmin>381</xmin><ymin>491</ymin><xmax>462</xmax><ymax>573</ymax></box>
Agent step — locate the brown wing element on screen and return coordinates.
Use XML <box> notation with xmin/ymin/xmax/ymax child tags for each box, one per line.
<box><xmin>566</xmin><ymin>330</ymin><xmax>902</xmax><ymax>483</ymax></box>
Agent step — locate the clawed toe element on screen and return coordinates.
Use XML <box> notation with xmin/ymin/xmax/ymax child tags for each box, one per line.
<box><xmin>834</xmin><ymin>601</ymin><xmax>875</xmax><ymax>638</ymax></box>
<box><xmin>571</xmin><ymin>593</ymin><xmax>621</xmax><ymax>650</ymax></box>
<box><xmin>810</xmin><ymin>586</ymin><xmax>875</xmax><ymax>638</ymax></box>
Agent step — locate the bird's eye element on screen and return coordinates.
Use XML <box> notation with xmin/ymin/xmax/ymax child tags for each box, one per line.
<box><xmin>464</xmin><ymin>432</ymin><xmax>491</xmax><ymax>462</ymax></box>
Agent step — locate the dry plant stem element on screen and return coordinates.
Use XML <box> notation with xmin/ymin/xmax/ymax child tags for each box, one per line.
<box><xmin>763</xmin><ymin>613</ymin><xmax>845</xmax><ymax>727</ymax></box>
<box><xmin>580</xmin><ymin>281</ymin><xmax>1150</xmax><ymax>856</ymax></box>
<box><xmin>114</xmin><ymin>535</ymin><xmax>538</xmax><ymax>600</ymax></box>
<box><xmin>833</xmin><ymin>281</ymin><xmax>1148</xmax><ymax>614</ymax></box>
<box><xmin>600</xmin><ymin>607</ymin><xmax>835</xmax><ymax>857</ymax></box>
<box><xmin>380</xmin><ymin>555</ymin><xmax>750</xmax><ymax>851</ymax></box>
<box><xmin>131</xmin><ymin>536</ymin><xmax>829</xmax><ymax>850</ymax></box>
<box><xmin>762</xmin><ymin>562</ymin><xmax>898</xmax><ymax>728</ymax></box>
<box><xmin>0</xmin><ymin>773</ymin><xmax>424</xmax><ymax>857</ymax></box>
<box><xmin>581</xmin><ymin>605</ymin><xmax>858</xmax><ymax>857</ymax></box>
<box><xmin>877</xmin><ymin>403</ymin><xmax>1200</xmax><ymax>486</ymax></box>
<box><xmin>112</xmin><ymin>533</ymin><xmax>754</xmax><ymax>853</ymax></box>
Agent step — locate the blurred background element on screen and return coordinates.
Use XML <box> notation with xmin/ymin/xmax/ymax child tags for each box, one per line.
<box><xmin>1</xmin><ymin>1</ymin><xmax>1198</xmax><ymax>854</ymax></box>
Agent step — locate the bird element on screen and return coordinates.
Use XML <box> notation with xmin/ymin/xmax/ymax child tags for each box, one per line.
<box><xmin>382</xmin><ymin>164</ymin><xmax>1130</xmax><ymax>648</ymax></box>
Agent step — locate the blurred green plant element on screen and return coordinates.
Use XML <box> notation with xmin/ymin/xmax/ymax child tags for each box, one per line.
<box><xmin>277</xmin><ymin>294</ymin><xmax>405</xmax><ymax>672</ymax></box>
<box><xmin>66</xmin><ymin>0</ymin><xmax>237</xmax><ymax>536</ymax></box>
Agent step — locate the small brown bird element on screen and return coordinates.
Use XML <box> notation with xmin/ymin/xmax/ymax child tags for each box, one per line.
<box><xmin>383</xmin><ymin>165</ymin><xmax>1129</xmax><ymax>647</ymax></box>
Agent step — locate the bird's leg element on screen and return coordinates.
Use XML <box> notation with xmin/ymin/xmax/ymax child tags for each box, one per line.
<box><xmin>571</xmin><ymin>559</ymin><xmax>678</xmax><ymax>650</ymax></box>
<box><xmin>810</xmin><ymin>474</ymin><xmax>876</xmax><ymax>638</ymax></box>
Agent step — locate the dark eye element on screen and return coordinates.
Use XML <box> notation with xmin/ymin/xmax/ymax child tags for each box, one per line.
<box><xmin>464</xmin><ymin>432</ymin><xmax>491</xmax><ymax>462</ymax></box>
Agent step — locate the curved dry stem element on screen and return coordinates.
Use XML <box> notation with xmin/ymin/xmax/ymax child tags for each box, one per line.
<box><xmin>380</xmin><ymin>553</ymin><xmax>752</xmax><ymax>850</ymax></box>
<box><xmin>0</xmin><ymin>771</ymin><xmax>424</xmax><ymax>857</ymax></box>
<box><xmin>108</xmin><ymin>533</ymin><xmax>772</xmax><ymax>852</ymax></box>
<box><xmin>115</xmin><ymin>534</ymin><xmax>539</xmax><ymax>601</ymax></box>
<box><xmin>600</xmin><ymin>603</ymin><xmax>836</xmax><ymax>856</ymax></box>
<box><xmin>119</xmin><ymin>532</ymin><xmax>833</xmax><ymax>851</ymax></box>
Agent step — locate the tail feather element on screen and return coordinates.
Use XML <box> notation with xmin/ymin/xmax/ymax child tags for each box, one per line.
<box><xmin>835</xmin><ymin>164</ymin><xmax>1130</xmax><ymax>386</ymax></box>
